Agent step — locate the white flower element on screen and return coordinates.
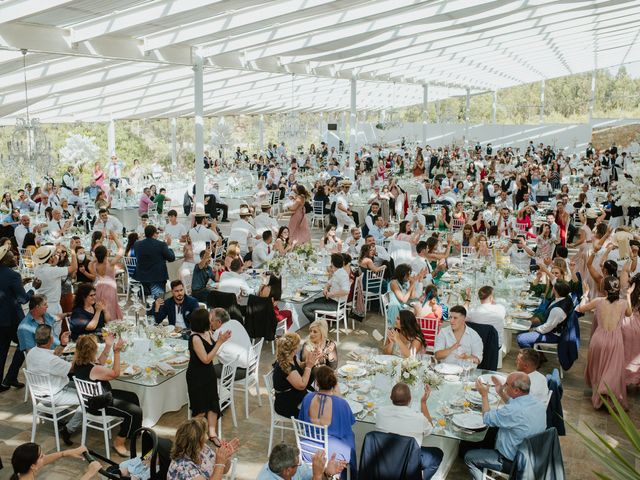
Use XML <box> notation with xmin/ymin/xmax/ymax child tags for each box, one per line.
<box><xmin>402</xmin><ymin>372</ymin><xmax>410</xmax><ymax>379</ymax></box>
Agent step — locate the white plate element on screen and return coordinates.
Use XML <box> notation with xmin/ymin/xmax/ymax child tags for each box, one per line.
<box><xmin>512</xmin><ymin>311</ymin><xmax>533</xmax><ymax>319</ymax></box>
<box><xmin>347</xmin><ymin>399</ymin><xmax>363</xmax><ymax>415</ymax></box>
<box><xmin>337</xmin><ymin>382</ymin><xmax>349</xmax><ymax>394</ymax></box>
<box><xmin>466</xmin><ymin>390</ymin><xmax>499</xmax><ymax>405</ymax></box>
<box><xmin>523</xmin><ymin>299</ymin><xmax>540</xmax><ymax>307</ymax></box>
<box><xmin>443</xmin><ymin>374</ymin><xmax>460</xmax><ymax>382</ymax></box>
<box><xmin>452</xmin><ymin>412</ymin><xmax>485</xmax><ymax>430</ymax></box>
<box><xmin>434</xmin><ymin>363</ymin><xmax>464</xmax><ymax>375</ymax></box>
<box><xmin>477</xmin><ymin>373</ymin><xmax>507</xmax><ymax>386</ymax></box>
<box><xmin>374</xmin><ymin>355</ymin><xmax>397</xmax><ymax>365</ymax></box>
<box><xmin>338</xmin><ymin>365</ymin><xmax>367</xmax><ymax>377</ymax></box>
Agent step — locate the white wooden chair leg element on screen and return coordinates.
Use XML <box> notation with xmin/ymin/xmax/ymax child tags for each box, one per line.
<box><xmin>103</xmin><ymin>425</ymin><xmax>111</xmax><ymax>460</ymax></box>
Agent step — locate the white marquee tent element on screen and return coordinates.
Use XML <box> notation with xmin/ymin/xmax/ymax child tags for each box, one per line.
<box><xmin>1</xmin><ymin>0</ymin><xmax>639</xmax><ymax>123</ymax></box>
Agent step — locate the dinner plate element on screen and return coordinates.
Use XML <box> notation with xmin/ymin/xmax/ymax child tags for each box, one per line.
<box><xmin>373</xmin><ymin>355</ymin><xmax>397</xmax><ymax>365</ymax></box>
<box><xmin>512</xmin><ymin>311</ymin><xmax>533</xmax><ymax>319</ymax></box>
<box><xmin>337</xmin><ymin>382</ymin><xmax>349</xmax><ymax>394</ymax></box>
<box><xmin>523</xmin><ymin>299</ymin><xmax>540</xmax><ymax>307</ymax></box>
<box><xmin>305</xmin><ymin>285</ymin><xmax>324</xmax><ymax>292</ymax></box>
<box><xmin>168</xmin><ymin>356</ymin><xmax>189</xmax><ymax>366</ymax></box>
<box><xmin>466</xmin><ymin>390</ymin><xmax>499</xmax><ymax>405</ymax></box>
<box><xmin>477</xmin><ymin>373</ymin><xmax>507</xmax><ymax>387</ymax></box>
<box><xmin>347</xmin><ymin>399</ymin><xmax>363</xmax><ymax>415</ymax></box>
<box><xmin>168</xmin><ymin>332</ymin><xmax>183</xmax><ymax>338</ymax></box>
<box><xmin>452</xmin><ymin>413</ymin><xmax>485</xmax><ymax>430</ymax></box>
<box><xmin>434</xmin><ymin>363</ymin><xmax>464</xmax><ymax>375</ymax></box>
<box><xmin>443</xmin><ymin>374</ymin><xmax>460</xmax><ymax>382</ymax></box>
<box><xmin>338</xmin><ymin>365</ymin><xmax>367</xmax><ymax>377</ymax></box>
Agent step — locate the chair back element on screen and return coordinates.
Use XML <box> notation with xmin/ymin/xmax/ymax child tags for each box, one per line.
<box><xmin>466</xmin><ymin>322</ymin><xmax>500</xmax><ymax>370</ymax></box>
<box><xmin>206</xmin><ymin>290</ymin><xmax>243</xmax><ymax>320</ymax></box>
<box><xmin>246</xmin><ymin>339</ymin><xmax>264</xmax><ymax>382</ymax></box>
<box><xmin>73</xmin><ymin>377</ymin><xmax>104</xmax><ymax>414</ymax></box>
<box><xmin>364</xmin><ymin>266</ymin><xmax>386</xmax><ymax>296</ymax></box>
<box><xmin>417</xmin><ymin>316</ymin><xmax>440</xmax><ymax>350</ymax></box>
<box><xmin>388</xmin><ymin>240</ymin><xmax>413</xmax><ymax>265</ymax></box>
<box><xmin>124</xmin><ymin>256</ymin><xmax>137</xmax><ymax>277</ymax></box>
<box><xmin>219</xmin><ymin>356</ymin><xmax>239</xmax><ymax>412</ymax></box>
<box><xmin>460</xmin><ymin>246</ymin><xmax>475</xmax><ymax>258</ymax></box>
<box><xmin>269</xmin><ymin>190</ymin><xmax>279</xmax><ymax>207</ymax></box>
<box><xmin>213</xmin><ymin>243</ymin><xmax>226</xmax><ymax>261</ymax></box>
<box><xmin>359</xmin><ymin>431</ymin><xmax>422</xmax><ymax>480</ymax></box>
<box><xmin>452</xmin><ymin>218</ymin><xmax>465</xmax><ymax>231</ymax></box>
<box><xmin>263</xmin><ymin>370</ymin><xmax>277</xmax><ymax>415</ymax></box>
<box><xmin>24</xmin><ymin>370</ymin><xmax>57</xmax><ymax>406</ymax></box>
<box><xmin>381</xmin><ymin>291</ymin><xmax>392</xmax><ymax>325</ymax></box>
<box><xmin>313</xmin><ymin>200</ymin><xmax>325</xmax><ymax>215</ymax></box>
<box><xmin>291</xmin><ymin>418</ymin><xmax>328</xmax><ymax>463</ymax></box>
<box><xmin>245</xmin><ymin>295</ymin><xmax>278</xmax><ymax>340</ymax></box>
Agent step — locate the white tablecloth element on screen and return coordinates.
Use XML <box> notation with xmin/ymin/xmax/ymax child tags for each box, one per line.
<box><xmin>112</xmin><ymin>369</ymin><xmax>188</xmax><ymax>427</ymax></box>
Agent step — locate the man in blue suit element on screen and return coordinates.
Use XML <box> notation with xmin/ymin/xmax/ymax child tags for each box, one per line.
<box><xmin>133</xmin><ymin>225</ymin><xmax>175</xmax><ymax>299</ymax></box>
<box><xmin>154</xmin><ymin>280</ymin><xmax>199</xmax><ymax>329</ymax></box>
<box><xmin>0</xmin><ymin>245</ymin><xmax>38</xmax><ymax>391</ymax></box>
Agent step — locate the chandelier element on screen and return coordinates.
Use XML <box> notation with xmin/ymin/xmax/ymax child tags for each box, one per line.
<box><xmin>279</xmin><ymin>74</ymin><xmax>303</xmax><ymax>151</ymax></box>
<box><xmin>1</xmin><ymin>50</ymin><xmax>53</xmax><ymax>184</ymax></box>
<box><xmin>375</xmin><ymin>82</ymin><xmax>403</xmax><ymax>131</ymax></box>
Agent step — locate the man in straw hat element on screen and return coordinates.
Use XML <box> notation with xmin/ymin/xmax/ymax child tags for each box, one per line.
<box><xmin>255</xmin><ymin>202</ymin><xmax>279</xmax><ymax>236</ymax></box>
<box><xmin>189</xmin><ymin>208</ymin><xmax>221</xmax><ymax>256</ymax></box>
<box><xmin>32</xmin><ymin>243</ymin><xmax>77</xmax><ymax>317</ymax></box>
<box><xmin>0</xmin><ymin>244</ymin><xmax>39</xmax><ymax>392</ymax></box>
<box><xmin>230</xmin><ymin>206</ymin><xmax>260</xmax><ymax>257</ymax></box>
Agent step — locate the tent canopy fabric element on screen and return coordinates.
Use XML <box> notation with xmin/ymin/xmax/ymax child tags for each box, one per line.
<box><xmin>0</xmin><ymin>0</ymin><xmax>638</xmax><ymax>121</ymax></box>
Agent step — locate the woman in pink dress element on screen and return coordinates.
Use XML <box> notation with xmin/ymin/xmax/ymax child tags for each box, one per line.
<box><xmin>569</xmin><ymin>212</ymin><xmax>593</xmax><ymax>281</ymax></box>
<box><xmin>624</xmin><ymin>273</ymin><xmax>640</xmax><ymax>385</ymax></box>
<box><xmin>89</xmin><ymin>233</ymin><xmax>124</xmax><ymax>320</ymax></box>
<box><xmin>93</xmin><ymin>162</ymin><xmax>107</xmax><ymax>192</ymax></box>
<box><xmin>577</xmin><ymin>276</ymin><xmax>630</xmax><ymax>410</ymax></box>
<box><xmin>287</xmin><ymin>184</ymin><xmax>311</xmax><ymax>245</ymax></box>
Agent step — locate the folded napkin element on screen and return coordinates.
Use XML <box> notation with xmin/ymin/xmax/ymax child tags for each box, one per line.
<box><xmin>123</xmin><ymin>366</ymin><xmax>137</xmax><ymax>375</ymax></box>
<box><xmin>347</xmin><ymin>352</ymin><xmax>361</xmax><ymax>361</ymax></box>
<box><xmin>155</xmin><ymin>362</ymin><xmax>176</xmax><ymax>376</ymax></box>
<box><xmin>169</xmin><ymin>355</ymin><xmax>189</xmax><ymax>364</ymax></box>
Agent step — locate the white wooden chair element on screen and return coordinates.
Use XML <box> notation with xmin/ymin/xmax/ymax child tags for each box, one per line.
<box><xmin>315</xmin><ymin>298</ymin><xmax>348</xmax><ymax>344</ymax></box>
<box><xmin>362</xmin><ymin>266</ymin><xmax>386</xmax><ymax>319</ymax></box>
<box><xmin>73</xmin><ymin>377</ymin><xmax>124</xmax><ymax>460</ymax></box>
<box><xmin>311</xmin><ymin>200</ymin><xmax>326</xmax><ymax>229</ymax></box>
<box><xmin>380</xmin><ymin>292</ymin><xmax>392</xmax><ymax>343</ymax></box>
<box><xmin>292</xmin><ymin>418</ymin><xmax>351</xmax><ymax>480</ymax></box>
<box><xmin>460</xmin><ymin>245</ymin><xmax>476</xmax><ymax>262</ymax></box>
<box><xmin>24</xmin><ymin>370</ymin><xmax>77</xmax><ymax>452</ymax></box>
<box><xmin>123</xmin><ymin>256</ymin><xmax>144</xmax><ymax>303</ymax></box>
<box><xmin>234</xmin><ymin>339</ymin><xmax>264</xmax><ymax>418</ymax></box>
<box><xmin>452</xmin><ymin>218</ymin><xmax>465</xmax><ymax>231</ymax></box>
<box><xmin>533</xmin><ymin>343</ymin><xmax>564</xmax><ymax>378</ymax></box>
<box><xmin>263</xmin><ymin>370</ymin><xmax>295</xmax><ymax>454</ymax></box>
<box><xmin>217</xmin><ymin>356</ymin><xmax>239</xmax><ymax>437</ymax></box>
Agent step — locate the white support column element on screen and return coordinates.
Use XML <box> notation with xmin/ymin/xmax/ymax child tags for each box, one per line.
<box><xmin>588</xmin><ymin>70</ymin><xmax>596</xmax><ymax>123</ymax></box>
<box><xmin>539</xmin><ymin>80</ymin><xmax>545</xmax><ymax>124</ymax></box>
<box><xmin>341</xmin><ymin>111</ymin><xmax>347</xmax><ymax>143</ymax></box>
<box><xmin>258</xmin><ymin>114</ymin><xmax>264</xmax><ymax>151</ymax></box>
<box><xmin>107</xmin><ymin>118</ymin><xmax>116</xmax><ymax>157</ymax></box>
<box><xmin>194</xmin><ymin>52</ymin><xmax>204</xmax><ymax>208</ymax></box>
<box><xmin>465</xmin><ymin>87</ymin><xmax>471</xmax><ymax>143</ymax></box>
<box><xmin>422</xmin><ymin>84</ymin><xmax>429</xmax><ymax>146</ymax></box>
<box><xmin>492</xmin><ymin>90</ymin><xmax>497</xmax><ymax>125</ymax></box>
<box><xmin>349</xmin><ymin>78</ymin><xmax>357</xmax><ymax>163</ymax></box>
<box><xmin>170</xmin><ymin>117</ymin><xmax>177</xmax><ymax>173</ymax></box>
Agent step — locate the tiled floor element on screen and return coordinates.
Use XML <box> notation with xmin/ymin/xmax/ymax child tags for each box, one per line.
<box><xmin>1</xmin><ymin>308</ymin><xmax>638</xmax><ymax>479</ymax></box>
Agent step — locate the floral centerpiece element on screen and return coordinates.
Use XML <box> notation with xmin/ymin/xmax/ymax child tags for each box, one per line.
<box><xmin>395</xmin><ymin>357</ymin><xmax>422</xmax><ymax>386</ymax></box>
<box><xmin>102</xmin><ymin>320</ymin><xmax>134</xmax><ymax>338</ymax></box>
<box><xmin>265</xmin><ymin>256</ymin><xmax>287</xmax><ymax>277</ymax></box>
<box><xmin>421</xmin><ymin>368</ymin><xmax>444</xmax><ymax>389</ymax></box>
<box><xmin>293</xmin><ymin>243</ymin><xmax>317</xmax><ymax>262</ymax></box>
<box><xmin>615</xmin><ymin>160</ymin><xmax>640</xmax><ymax>208</ymax></box>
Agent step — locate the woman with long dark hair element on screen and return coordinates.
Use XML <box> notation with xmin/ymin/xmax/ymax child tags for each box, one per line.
<box><xmin>258</xmin><ymin>273</ymin><xmax>293</xmax><ymax>330</ymax></box>
<box><xmin>10</xmin><ymin>443</ymin><xmax>101</xmax><ymax>480</ymax></box>
<box><xmin>69</xmin><ymin>282</ymin><xmax>109</xmax><ymax>339</ymax></box>
<box><xmin>383</xmin><ymin>310</ymin><xmax>427</xmax><ymax>357</ymax></box>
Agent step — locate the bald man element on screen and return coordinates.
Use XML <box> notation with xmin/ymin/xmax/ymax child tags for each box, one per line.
<box><xmin>375</xmin><ymin>382</ymin><xmax>443</xmax><ymax>479</ymax></box>
<box><xmin>464</xmin><ymin>372</ymin><xmax>546</xmax><ymax>479</ymax></box>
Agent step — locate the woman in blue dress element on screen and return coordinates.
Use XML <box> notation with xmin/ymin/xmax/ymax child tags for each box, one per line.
<box><xmin>298</xmin><ymin>366</ymin><xmax>356</xmax><ymax>479</ymax></box>
<box><xmin>386</xmin><ymin>264</ymin><xmax>419</xmax><ymax>326</ymax></box>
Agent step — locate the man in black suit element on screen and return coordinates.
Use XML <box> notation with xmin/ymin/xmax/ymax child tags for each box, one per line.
<box><xmin>133</xmin><ymin>225</ymin><xmax>175</xmax><ymax>299</ymax></box>
<box><xmin>154</xmin><ymin>280</ymin><xmax>199</xmax><ymax>329</ymax></box>
<box><xmin>0</xmin><ymin>245</ymin><xmax>38</xmax><ymax>391</ymax></box>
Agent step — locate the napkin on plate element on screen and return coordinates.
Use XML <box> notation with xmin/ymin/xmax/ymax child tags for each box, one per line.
<box><xmin>123</xmin><ymin>366</ymin><xmax>137</xmax><ymax>375</ymax></box>
<box><xmin>156</xmin><ymin>362</ymin><xmax>176</xmax><ymax>376</ymax></box>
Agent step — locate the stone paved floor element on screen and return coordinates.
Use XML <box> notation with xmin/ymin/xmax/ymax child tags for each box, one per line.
<box><xmin>1</xmin><ymin>308</ymin><xmax>638</xmax><ymax>479</ymax></box>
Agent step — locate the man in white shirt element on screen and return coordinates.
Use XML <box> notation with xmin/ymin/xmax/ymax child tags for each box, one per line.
<box><xmin>15</xmin><ymin>215</ymin><xmax>44</xmax><ymax>249</ymax></box>
<box><xmin>418</xmin><ymin>179</ymin><xmax>436</xmax><ymax>206</ymax></box>
<box><xmin>164</xmin><ymin>209</ymin><xmax>187</xmax><ymax>241</ymax></box>
<box><xmin>229</xmin><ymin>208</ymin><xmax>260</xmax><ymax>256</ymax></box>
<box><xmin>302</xmin><ymin>253</ymin><xmax>351</xmax><ymax>321</ymax></box>
<box><xmin>254</xmin><ymin>203</ymin><xmax>279</xmax><ymax>236</ymax></box>
<box><xmin>375</xmin><ymin>382</ymin><xmax>443</xmax><ymax>479</ymax></box>
<box><xmin>33</xmin><ymin>244</ymin><xmax>78</xmax><ymax>316</ymax></box>
<box><xmin>94</xmin><ymin>208</ymin><xmax>123</xmax><ymax>235</ymax></box>
<box><xmin>434</xmin><ymin>305</ymin><xmax>483</xmax><ymax>366</ymax></box>
<box><xmin>107</xmin><ymin>155</ymin><xmax>124</xmax><ymax>187</ymax></box>
<box><xmin>364</xmin><ymin>235</ymin><xmax>391</xmax><ymax>263</ymax></box>
<box><xmin>218</xmin><ymin>258</ymin><xmax>252</xmax><ymax>299</ymax></box>
<box><xmin>46</xmin><ymin>208</ymin><xmax>72</xmax><ymax>239</ymax></box>
<box><xmin>252</xmin><ymin>230</ymin><xmax>275</xmax><ymax>269</ymax></box>
<box><xmin>369</xmin><ymin>215</ymin><xmax>393</xmax><ymax>243</ymax></box>
<box><xmin>189</xmin><ymin>213</ymin><xmax>220</xmax><ymax>256</ymax></box>
<box><xmin>210</xmin><ymin>308</ymin><xmax>251</xmax><ymax>376</ymax></box>
<box><xmin>342</xmin><ymin>227</ymin><xmax>363</xmax><ymax>257</ymax></box>
<box><xmin>495</xmin><ymin>191</ymin><xmax>513</xmax><ymax>210</ymax></box>
<box><xmin>26</xmin><ymin>324</ymin><xmax>82</xmax><ymax>444</ymax></box>
<box><xmin>335</xmin><ymin>181</ymin><xmax>356</xmax><ymax>237</ymax></box>
<box><xmin>496</xmin><ymin>208</ymin><xmax>515</xmax><ymax>237</ymax></box>
<box><xmin>509</xmin><ymin>348</ymin><xmax>550</xmax><ymax>404</ymax></box>
<box><xmin>465</xmin><ymin>286</ymin><xmax>506</xmax><ymax>347</ymax></box>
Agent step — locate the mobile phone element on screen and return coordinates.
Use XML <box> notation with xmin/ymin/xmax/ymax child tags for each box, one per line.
<box><xmin>205</xmin><ymin>241</ymin><xmax>211</xmax><ymax>250</ymax></box>
<box><xmin>511</xmin><ymin>239</ymin><xmax>520</xmax><ymax>244</ymax></box>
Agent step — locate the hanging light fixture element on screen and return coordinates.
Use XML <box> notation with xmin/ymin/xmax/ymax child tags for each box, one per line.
<box><xmin>1</xmin><ymin>49</ymin><xmax>53</xmax><ymax>185</ymax></box>
<box><xmin>279</xmin><ymin>73</ymin><xmax>303</xmax><ymax>152</ymax></box>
